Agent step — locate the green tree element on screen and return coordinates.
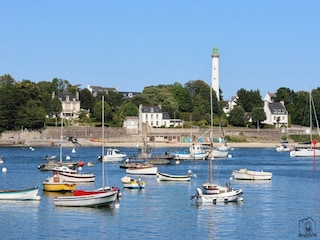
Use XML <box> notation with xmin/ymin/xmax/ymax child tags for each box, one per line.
<box><xmin>252</xmin><ymin>107</ymin><xmax>266</xmax><ymax>129</ymax></box>
<box><xmin>137</xmin><ymin>86</ymin><xmax>179</xmax><ymax>118</ymax></box>
<box><xmin>113</xmin><ymin>101</ymin><xmax>139</xmax><ymax>127</ymax></box>
<box><xmin>16</xmin><ymin>100</ymin><xmax>46</xmax><ymax>129</ymax></box>
<box><xmin>50</xmin><ymin>97</ymin><xmax>62</xmax><ymax>126</ymax></box>
<box><xmin>236</xmin><ymin>88</ymin><xmax>263</xmax><ymax>112</ymax></box>
<box><xmin>119</xmin><ymin>101</ymin><xmax>139</xmax><ymax>116</ymax></box>
<box><xmin>52</xmin><ymin>78</ymin><xmax>70</xmax><ymax>93</ymax></box>
<box><xmin>16</xmin><ymin>80</ymin><xmax>42</xmax><ymax>103</ymax></box>
<box><xmin>228</xmin><ymin>106</ymin><xmax>245</xmax><ymax>126</ymax></box>
<box><xmin>184</xmin><ymin>80</ymin><xmax>212</xmax><ymax>121</ymax></box>
<box><xmin>291</xmin><ymin>91</ymin><xmax>309</xmax><ymax>126</ymax></box>
<box><xmin>311</xmin><ymin>88</ymin><xmax>320</xmax><ymax>125</ymax></box>
<box><xmin>105</xmin><ymin>91</ymin><xmax>124</xmax><ymax>111</ymax></box>
<box><xmin>93</xmin><ymin>100</ymin><xmax>112</xmax><ymax>122</ymax></box>
<box><xmin>130</xmin><ymin>94</ymin><xmax>153</xmax><ymax>107</ymax></box>
<box><xmin>168</xmin><ymin>82</ymin><xmax>192</xmax><ymax>112</ymax></box>
<box><xmin>37</xmin><ymin>81</ymin><xmax>55</xmax><ymax>115</ymax></box>
<box><xmin>79</xmin><ymin>88</ymin><xmax>95</xmax><ymax>113</ymax></box>
<box><xmin>0</xmin><ymin>84</ymin><xmax>17</xmax><ymax>130</ymax></box>
<box><xmin>0</xmin><ymin>74</ymin><xmax>16</xmax><ymax>88</ymax></box>
<box><xmin>273</xmin><ymin>87</ymin><xmax>296</xmax><ymax>121</ymax></box>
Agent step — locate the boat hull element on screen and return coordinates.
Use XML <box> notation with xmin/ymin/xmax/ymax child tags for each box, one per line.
<box><xmin>43</xmin><ymin>183</ymin><xmax>76</xmax><ymax>192</ymax></box>
<box><xmin>57</xmin><ymin>172</ymin><xmax>96</xmax><ymax>183</ymax></box>
<box><xmin>38</xmin><ymin>162</ymin><xmax>79</xmax><ymax>171</ymax></box>
<box><xmin>174</xmin><ymin>143</ymin><xmax>209</xmax><ymax>160</ymax></box>
<box><xmin>174</xmin><ymin>153</ymin><xmax>208</xmax><ymax>160</ymax></box>
<box><xmin>102</xmin><ymin>156</ymin><xmax>127</xmax><ymax>162</ymax></box>
<box><xmin>125</xmin><ymin>165</ymin><xmax>158</xmax><ymax>175</ymax></box>
<box><xmin>290</xmin><ymin>148</ymin><xmax>320</xmax><ymax>157</ymax></box>
<box><xmin>232</xmin><ymin>169</ymin><xmax>272</xmax><ymax>180</ymax></box>
<box><xmin>211</xmin><ymin>150</ymin><xmax>229</xmax><ymax>158</ymax></box>
<box><xmin>194</xmin><ymin>187</ymin><xmax>243</xmax><ymax>204</ymax></box>
<box><xmin>157</xmin><ymin>172</ymin><xmax>190</xmax><ymax>181</ymax></box>
<box><xmin>42</xmin><ymin>177</ymin><xmax>77</xmax><ymax>192</ymax></box>
<box><xmin>276</xmin><ymin>144</ymin><xmax>293</xmax><ymax>152</ymax></box>
<box><xmin>99</xmin><ymin>148</ymin><xmax>127</xmax><ymax>162</ymax></box>
<box><xmin>121</xmin><ymin>176</ymin><xmax>145</xmax><ymax>189</ymax></box>
<box><xmin>0</xmin><ymin>187</ymin><xmax>40</xmax><ymax>200</ymax></box>
<box><xmin>54</xmin><ymin>190</ymin><xmax>118</xmax><ymax>207</ymax></box>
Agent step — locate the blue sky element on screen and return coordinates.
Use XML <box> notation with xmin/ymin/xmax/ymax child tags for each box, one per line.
<box><xmin>1</xmin><ymin>1</ymin><xmax>320</xmax><ymax>100</ymax></box>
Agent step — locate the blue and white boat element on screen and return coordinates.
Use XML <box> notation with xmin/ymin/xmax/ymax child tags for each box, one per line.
<box><xmin>174</xmin><ymin>143</ymin><xmax>208</xmax><ymax>160</ymax></box>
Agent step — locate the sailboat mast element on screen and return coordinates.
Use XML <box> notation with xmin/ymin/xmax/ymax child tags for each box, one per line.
<box><xmin>102</xmin><ymin>96</ymin><xmax>105</xmax><ymax>188</ymax></box>
<box><xmin>209</xmin><ymin>83</ymin><xmax>213</xmax><ymax>184</ymax></box>
<box><xmin>309</xmin><ymin>91</ymin><xmax>312</xmax><ymax>143</ymax></box>
<box><xmin>145</xmin><ymin>121</ymin><xmax>149</xmax><ymax>162</ymax></box>
<box><xmin>60</xmin><ymin>117</ymin><xmax>63</xmax><ymax>164</ymax></box>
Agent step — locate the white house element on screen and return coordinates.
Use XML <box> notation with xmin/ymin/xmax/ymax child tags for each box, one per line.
<box><xmin>138</xmin><ymin>105</ymin><xmax>182</xmax><ymax>130</ymax></box>
<box><xmin>223</xmin><ymin>95</ymin><xmax>238</xmax><ymax>116</ymax></box>
<box><xmin>262</xmin><ymin>93</ymin><xmax>288</xmax><ymax>127</ymax></box>
<box><xmin>56</xmin><ymin>92</ymin><xmax>80</xmax><ymax>120</ymax></box>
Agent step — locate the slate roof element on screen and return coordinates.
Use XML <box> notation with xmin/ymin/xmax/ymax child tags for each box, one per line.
<box><xmin>268</xmin><ymin>102</ymin><xmax>287</xmax><ymax>115</ymax></box>
<box><xmin>141</xmin><ymin>106</ymin><xmax>162</xmax><ymax>113</ymax></box>
<box><xmin>58</xmin><ymin>92</ymin><xmax>76</xmax><ymax>101</ymax></box>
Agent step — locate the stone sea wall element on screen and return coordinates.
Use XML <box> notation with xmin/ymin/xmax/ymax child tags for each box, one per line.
<box><xmin>0</xmin><ymin>126</ymin><xmax>291</xmax><ymax>147</ymax></box>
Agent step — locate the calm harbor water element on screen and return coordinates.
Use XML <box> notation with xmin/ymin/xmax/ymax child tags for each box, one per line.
<box><xmin>0</xmin><ymin>146</ymin><xmax>319</xmax><ymax>239</ymax></box>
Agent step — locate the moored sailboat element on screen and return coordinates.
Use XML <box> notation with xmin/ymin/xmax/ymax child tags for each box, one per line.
<box><xmin>290</xmin><ymin>92</ymin><xmax>320</xmax><ymax>157</ymax></box>
<box><xmin>54</xmin><ymin>96</ymin><xmax>119</xmax><ymax>207</ymax></box>
<box><xmin>192</xmin><ymin>81</ymin><xmax>243</xmax><ymax>204</ymax></box>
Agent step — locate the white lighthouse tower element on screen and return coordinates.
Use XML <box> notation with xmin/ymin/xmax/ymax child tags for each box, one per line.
<box><xmin>211</xmin><ymin>48</ymin><xmax>220</xmax><ymax>101</ymax></box>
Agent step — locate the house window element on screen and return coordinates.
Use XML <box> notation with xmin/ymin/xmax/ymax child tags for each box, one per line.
<box><xmin>151</xmin><ymin>114</ymin><xmax>153</xmax><ymax>119</ymax></box>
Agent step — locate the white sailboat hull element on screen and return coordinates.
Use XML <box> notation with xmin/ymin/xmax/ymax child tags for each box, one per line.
<box><xmin>290</xmin><ymin>148</ymin><xmax>320</xmax><ymax>157</ymax></box>
<box><xmin>212</xmin><ymin>149</ymin><xmax>229</xmax><ymax>158</ymax></box>
<box><xmin>232</xmin><ymin>169</ymin><xmax>272</xmax><ymax>180</ymax></box>
<box><xmin>194</xmin><ymin>188</ymin><xmax>243</xmax><ymax>204</ymax></box>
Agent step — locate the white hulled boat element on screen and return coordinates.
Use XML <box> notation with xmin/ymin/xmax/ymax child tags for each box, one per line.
<box><xmin>232</xmin><ymin>169</ymin><xmax>272</xmax><ymax>180</ymax></box>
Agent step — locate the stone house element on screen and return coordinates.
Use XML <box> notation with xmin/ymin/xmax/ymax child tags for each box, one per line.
<box><xmin>56</xmin><ymin>92</ymin><xmax>80</xmax><ymax>120</ymax></box>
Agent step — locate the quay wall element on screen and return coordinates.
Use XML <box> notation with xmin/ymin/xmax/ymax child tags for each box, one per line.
<box><xmin>0</xmin><ymin>126</ymin><xmax>307</xmax><ymax>147</ymax></box>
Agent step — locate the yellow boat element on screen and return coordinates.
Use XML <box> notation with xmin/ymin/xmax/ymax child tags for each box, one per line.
<box><xmin>42</xmin><ymin>175</ymin><xmax>77</xmax><ymax>192</ymax></box>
